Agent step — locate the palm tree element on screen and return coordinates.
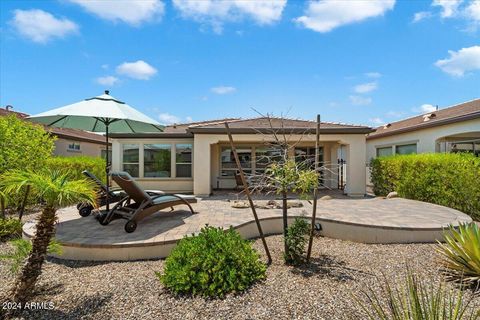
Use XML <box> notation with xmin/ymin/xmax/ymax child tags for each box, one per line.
<box><xmin>0</xmin><ymin>170</ymin><xmax>96</xmax><ymax>303</ymax></box>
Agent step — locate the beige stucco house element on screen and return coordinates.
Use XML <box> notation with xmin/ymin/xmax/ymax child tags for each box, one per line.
<box><xmin>366</xmin><ymin>98</ymin><xmax>480</xmax><ymax>160</ymax></box>
<box><xmin>110</xmin><ymin>117</ymin><xmax>373</xmax><ymax>197</ymax></box>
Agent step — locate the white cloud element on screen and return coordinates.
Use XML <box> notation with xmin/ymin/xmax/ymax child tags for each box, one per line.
<box><xmin>435</xmin><ymin>45</ymin><xmax>480</xmax><ymax>77</ymax></box>
<box><xmin>211</xmin><ymin>86</ymin><xmax>236</xmax><ymax>94</ymax></box>
<box><xmin>412</xmin><ymin>11</ymin><xmax>432</xmax><ymax>23</ymax></box>
<box><xmin>172</xmin><ymin>0</ymin><xmax>286</xmax><ymax>33</ymax></box>
<box><xmin>413</xmin><ymin>104</ymin><xmax>437</xmax><ymax>113</ymax></box>
<box><xmin>354</xmin><ymin>82</ymin><xmax>378</xmax><ymax>94</ymax></box>
<box><xmin>349</xmin><ymin>95</ymin><xmax>372</xmax><ymax>106</ymax></box>
<box><xmin>158</xmin><ymin>113</ymin><xmax>181</xmax><ymax>125</ymax></box>
<box><xmin>96</xmin><ymin>76</ymin><xmax>119</xmax><ymax>86</ymax></box>
<box><xmin>10</xmin><ymin>9</ymin><xmax>78</xmax><ymax>43</ymax></box>
<box><xmin>365</xmin><ymin>72</ymin><xmax>382</xmax><ymax>78</ymax></box>
<box><xmin>69</xmin><ymin>0</ymin><xmax>165</xmax><ymax>26</ymax></box>
<box><xmin>432</xmin><ymin>0</ymin><xmax>463</xmax><ymax>18</ymax></box>
<box><xmin>294</xmin><ymin>0</ymin><xmax>395</xmax><ymax>33</ymax></box>
<box><xmin>116</xmin><ymin>60</ymin><xmax>157</xmax><ymax>80</ymax></box>
<box><xmin>369</xmin><ymin>117</ymin><xmax>384</xmax><ymax>125</ymax></box>
<box><xmin>157</xmin><ymin>113</ymin><xmax>193</xmax><ymax>125</ymax></box>
<box><xmin>465</xmin><ymin>0</ymin><xmax>480</xmax><ymax>22</ymax></box>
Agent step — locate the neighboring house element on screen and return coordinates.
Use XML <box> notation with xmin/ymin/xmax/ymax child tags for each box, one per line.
<box><xmin>110</xmin><ymin>117</ymin><xmax>373</xmax><ymax>196</ymax></box>
<box><xmin>366</xmin><ymin>98</ymin><xmax>480</xmax><ymax>160</ymax></box>
<box><xmin>0</xmin><ymin>106</ymin><xmax>110</xmax><ymax>158</ymax></box>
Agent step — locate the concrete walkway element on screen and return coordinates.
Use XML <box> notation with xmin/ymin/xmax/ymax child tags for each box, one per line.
<box><xmin>23</xmin><ymin>195</ymin><xmax>472</xmax><ymax>261</ymax></box>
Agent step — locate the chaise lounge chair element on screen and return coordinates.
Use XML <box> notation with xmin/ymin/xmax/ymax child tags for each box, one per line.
<box><xmin>97</xmin><ymin>171</ymin><xmax>198</xmax><ymax>233</ymax></box>
<box><xmin>77</xmin><ymin>170</ymin><xmax>126</xmax><ymax>217</ymax></box>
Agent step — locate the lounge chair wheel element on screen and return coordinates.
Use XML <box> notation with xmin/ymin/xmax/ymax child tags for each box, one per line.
<box><xmin>79</xmin><ymin>206</ymin><xmax>92</xmax><ymax>217</ymax></box>
<box><xmin>98</xmin><ymin>213</ymin><xmax>110</xmax><ymax>225</ymax></box>
<box><xmin>124</xmin><ymin>220</ymin><xmax>137</xmax><ymax>233</ymax></box>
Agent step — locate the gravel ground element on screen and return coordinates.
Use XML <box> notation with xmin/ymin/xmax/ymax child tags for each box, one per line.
<box><xmin>1</xmin><ymin>235</ymin><xmax>479</xmax><ymax>320</ymax></box>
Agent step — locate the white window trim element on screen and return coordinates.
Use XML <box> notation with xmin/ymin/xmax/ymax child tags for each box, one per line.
<box><xmin>375</xmin><ymin>140</ymin><xmax>419</xmax><ymax>157</ymax></box>
<box><xmin>120</xmin><ymin>139</ymin><xmax>193</xmax><ymax>180</ymax></box>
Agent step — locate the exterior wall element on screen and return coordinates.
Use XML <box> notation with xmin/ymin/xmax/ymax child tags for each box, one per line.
<box><xmin>53</xmin><ymin>138</ymin><xmax>105</xmax><ymax>157</ymax></box>
<box><xmin>366</xmin><ymin>118</ymin><xmax>480</xmax><ymax>161</ymax></box>
<box><xmin>111</xmin><ymin>138</ymin><xmax>194</xmax><ymax>193</ymax></box>
<box><xmin>111</xmin><ymin>133</ymin><xmax>368</xmax><ymax>197</ymax></box>
<box><xmin>192</xmin><ymin>133</ymin><xmax>367</xmax><ymax>197</ymax></box>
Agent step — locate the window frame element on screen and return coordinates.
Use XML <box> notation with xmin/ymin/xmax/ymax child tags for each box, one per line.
<box><xmin>395</xmin><ymin>143</ymin><xmax>417</xmax><ymax>155</ymax></box>
<box><xmin>376</xmin><ymin>146</ymin><xmax>393</xmax><ymax>157</ymax></box>
<box><xmin>143</xmin><ymin>143</ymin><xmax>172</xmax><ymax>178</ymax></box>
<box><xmin>122</xmin><ymin>143</ymin><xmax>140</xmax><ymax>178</ymax></box>
<box><xmin>175</xmin><ymin>143</ymin><xmax>193</xmax><ymax>178</ymax></box>
<box><xmin>67</xmin><ymin>142</ymin><xmax>81</xmax><ymax>152</ymax></box>
<box><xmin>119</xmin><ymin>140</ymin><xmax>194</xmax><ymax>180</ymax></box>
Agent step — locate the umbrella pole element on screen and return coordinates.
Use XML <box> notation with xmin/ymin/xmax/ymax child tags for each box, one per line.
<box><xmin>105</xmin><ymin>123</ymin><xmax>110</xmax><ymax>212</ymax></box>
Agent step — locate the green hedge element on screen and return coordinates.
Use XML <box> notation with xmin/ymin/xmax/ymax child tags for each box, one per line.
<box><xmin>46</xmin><ymin>156</ymin><xmax>106</xmax><ymax>182</ymax></box>
<box><xmin>370</xmin><ymin>153</ymin><xmax>480</xmax><ymax>220</ymax></box>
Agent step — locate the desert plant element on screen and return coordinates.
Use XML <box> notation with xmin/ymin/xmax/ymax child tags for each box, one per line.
<box><xmin>0</xmin><ymin>218</ymin><xmax>23</xmax><ymax>241</ymax></box>
<box><xmin>354</xmin><ymin>267</ymin><xmax>479</xmax><ymax>320</ymax></box>
<box><xmin>437</xmin><ymin>223</ymin><xmax>480</xmax><ymax>289</ymax></box>
<box><xmin>0</xmin><ymin>169</ymin><xmax>96</xmax><ymax>304</ymax></box>
<box><xmin>266</xmin><ymin>158</ymin><xmax>318</xmax><ymax>258</ymax></box>
<box><xmin>157</xmin><ymin>225</ymin><xmax>266</xmax><ymax>297</ymax></box>
<box><xmin>0</xmin><ymin>238</ymin><xmax>62</xmax><ymax>274</ymax></box>
<box><xmin>284</xmin><ymin>217</ymin><xmax>310</xmax><ymax>265</ymax></box>
<box><xmin>370</xmin><ymin>153</ymin><xmax>480</xmax><ymax>220</ymax></box>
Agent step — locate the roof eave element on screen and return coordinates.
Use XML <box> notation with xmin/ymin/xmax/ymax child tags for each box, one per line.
<box><xmin>188</xmin><ymin>127</ymin><xmax>374</xmax><ymax>134</ymax></box>
<box><xmin>109</xmin><ymin>132</ymin><xmax>193</xmax><ymax>139</ymax></box>
<box><xmin>367</xmin><ymin>112</ymin><xmax>480</xmax><ymax>140</ymax></box>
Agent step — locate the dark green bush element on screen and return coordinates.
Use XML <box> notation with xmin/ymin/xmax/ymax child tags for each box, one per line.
<box><xmin>0</xmin><ymin>218</ymin><xmax>23</xmax><ymax>241</ymax></box>
<box><xmin>0</xmin><ymin>115</ymin><xmax>56</xmax><ymax>210</ymax></box>
<box><xmin>46</xmin><ymin>156</ymin><xmax>106</xmax><ymax>182</ymax></box>
<box><xmin>157</xmin><ymin>225</ymin><xmax>266</xmax><ymax>297</ymax></box>
<box><xmin>284</xmin><ymin>217</ymin><xmax>310</xmax><ymax>265</ymax></box>
<box><xmin>370</xmin><ymin>153</ymin><xmax>480</xmax><ymax>220</ymax></box>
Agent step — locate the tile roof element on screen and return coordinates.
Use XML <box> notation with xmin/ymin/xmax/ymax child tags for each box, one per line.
<box><xmin>0</xmin><ymin>107</ymin><xmax>108</xmax><ymax>144</ymax></box>
<box><xmin>367</xmin><ymin>98</ymin><xmax>480</xmax><ymax>140</ymax></box>
<box><xmin>188</xmin><ymin>117</ymin><xmax>373</xmax><ymax>134</ymax></box>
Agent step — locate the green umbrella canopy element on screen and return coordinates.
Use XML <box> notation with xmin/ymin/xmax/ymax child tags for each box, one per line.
<box><xmin>27</xmin><ymin>91</ymin><xmax>163</xmax><ymax>211</ymax></box>
<box><xmin>28</xmin><ymin>91</ymin><xmax>163</xmax><ymax>133</ymax></box>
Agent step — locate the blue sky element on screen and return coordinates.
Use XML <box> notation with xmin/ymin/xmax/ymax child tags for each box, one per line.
<box><xmin>1</xmin><ymin>0</ymin><xmax>479</xmax><ymax>127</ymax></box>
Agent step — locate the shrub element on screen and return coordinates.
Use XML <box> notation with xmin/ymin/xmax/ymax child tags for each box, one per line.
<box><xmin>157</xmin><ymin>226</ymin><xmax>266</xmax><ymax>297</ymax></box>
<box><xmin>354</xmin><ymin>267</ymin><xmax>479</xmax><ymax>320</ymax></box>
<box><xmin>0</xmin><ymin>218</ymin><xmax>23</xmax><ymax>241</ymax></box>
<box><xmin>46</xmin><ymin>156</ymin><xmax>106</xmax><ymax>182</ymax></box>
<box><xmin>437</xmin><ymin>223</ymin><xmax>480</xmax><ymax>289</ymax></box>
<box><xmin>284</xmin><ymin>217</ymin><xmax>310</xmax><ymax>265</ymax></box>
<box><xmin>0</xmin><ymin>238</ymin><xmax>62</xmax><ymax>274</ymax></box>
<box><xmin>0</xmin><ymin>115</ymin><xmax>56</xmax><ymax>209</ymax></box>
<box><xmin>370</xmin><ymin>153</ymin><xmax>480</xmax><ymax>220</ymax></box>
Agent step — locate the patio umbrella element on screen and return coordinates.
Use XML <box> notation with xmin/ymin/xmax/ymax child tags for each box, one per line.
<box><xmin>28</xmin><ymin>90</ymin><xmax>163</xmax><ymax>210</ymax></box>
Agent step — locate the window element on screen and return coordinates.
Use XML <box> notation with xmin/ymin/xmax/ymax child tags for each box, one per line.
<box><xmin>395</xmin><ymin>144</ymin><xmax>417</xmax><ymax>155</ymax></box>
<box><xmin>295</xmin><ymin>147</ymin><xmax>324</xmax><ymax>170</ymax></box>
<box><xmin>144</xmin><ymin>144</ymin><xmax>171</xmax><ymax>178</ymax></box>
<box><xmin>255</xmin><ymin>146</ymin><xmax>283</xmax><ymax>173</ymax></box>
<box><xmin>67</xmin><ymin>142</ymin><xmax>81</xmax><ymax>151</ymax></box>
<box><xmin>376</xmin><ymin>146</ymin><xmax>393</xmax><ymax>157</ymax></box>
<box><xmin>176</xmin><ymin>144</ymin><xmax>192</xmax><ymax>178</ymax></box>
<box><xmin>122</xmin><ymin>144</ymin><xmax>139</xmax><ymax>177</ymax></box>
<box><xmin>220</xmin><ymin>147</ymin><xmax>251</xmax><ymax>176</ymax></box>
